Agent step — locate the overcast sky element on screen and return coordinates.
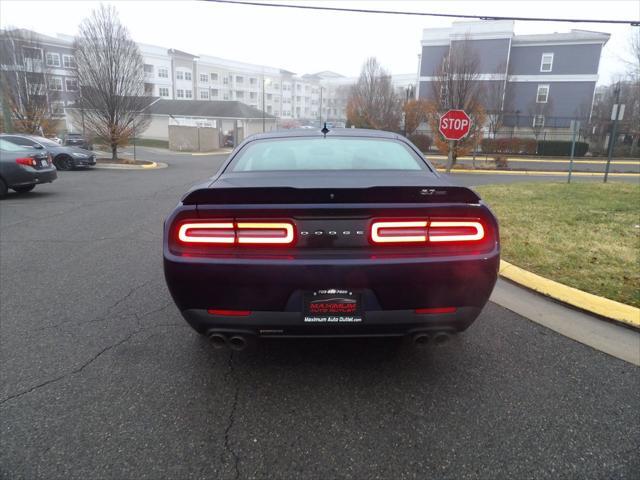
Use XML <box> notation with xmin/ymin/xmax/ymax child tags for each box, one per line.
<box><xmin>1</xmin><ymin>0</ymin><xmax>637</xmax><ymax>84</ymax></box>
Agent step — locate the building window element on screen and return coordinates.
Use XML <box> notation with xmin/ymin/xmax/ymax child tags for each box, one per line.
<box><xmin>46</xmin><ymin>52</ymin><xmax>61</xmax><ymax>67</ymax></box>
<box><xmin>235</xmin><ymin>75</ymin><xmax>243</xmax><ymax>83</ymax></box>
<box><xmin>296</xmin><ymin>96</ymin><xmax>301</xmax><ymax>102</ymax></box>
<box><xmin>158</xmin><ymin>67</ymin><xmax>168</xmax><ymax>78</ymax></box>
<box><xmin>236</xmin><ymin>91</ymin><xmax>244</xmax><ymax>99</ymax></box>
<box><xmin>185</xmin><ymin>89</ymin><xmax>192</xmax><ymax>99</ymax></box>
<box><xmin>536</xmin><ymin>85</ymin><xmax>549</xmax><ymax>103</ymax></box>
<box><xmin>223</xmin><ymin>76</ymin><xmax>229</xmax><ymax>85</ymax></box>
<box><xmin>51</xmin><ymin>101</ymin><xmax>64</xmax><ymax>115</ymax></box>
<box><xmin>176</xmin><ymin>71</ymin><xmax>184</xmax><ymax>80</ymax></box>
<box><xmin>185</xmin><ymin>72</ymin><xmax>192</xmax><ymax>81</ymax></box>
<box><xmin>49</xmin><ymin>77</ymin><xmax>63</xmax><ymax>91</ymax></box>
<box><xmin>144</xmin><ymin>64</ymin><xmax>154</xmax><ymax>79</ymax></box>
<box><xmin>540</xmin><ymin>53</ymin><xmax>554</xmax><ymax>73</ymax></box>
<box><xmin>266</xmin><ymin>93</ymin><xmax>272</xmax><ymax>100</ymax></box>
<box><xmin>159</xmin><ymin>87</ymin><xmax>169</xmax><ymax>97</ymax></box>
<box><xmin>249</xmin><ymin>77</ymin><xmax>257</xmax><ymax>85</ymax></box>
<box><xmin>177</xmin><ymin>89</ymin><xmax>184</xmax><ymax>98</ymax></box>
<box><xmin>223</xmin><ymin>92</ymin><xmax>229</xmax><ymax>100</ymax></box>
<box><xmin>211</xmin><ymin>72</ymin><xmax>218</xmax><ymax>81</ymax></box>
<box><xmin>62</xmin><ymin>55</ymin><xmax>75</xmax><ymax>69</ymax></box>
<box><xmin>532</xmin><ymin>115</ymin><xmax>545</xmax><ymax>128</ymax></box>
<box><xmin>267</xmin><ymin>105</ymin><xmax>272</xmax><ymax>114</ymax></box>
<box><xmin>250</xmin><ymin>92</ymin><xmax>257</xmax><ymax>100</ymax></box>
<box><xmin>211</xmin><ymin>89</ymin><xmax>219</xmax><ymax>97</ymax></box>
<box><xmin>200</xmin><ymin>73</ymin><xmax>209</xmax><ymax>83</ymax></box>
<box><xmin>296</xmin><ymin>84</ymin><xmax>301</xmax><ymax>91</ymax></box>
<box><xmin>65</xmin><ymin>78</ymin><xmax>78</xmax><ymax>91</ymax></box>
<box><xmin>200</xmin><ymin>90</ymin><xmax>209</xmax><ymax>99</ymax></box>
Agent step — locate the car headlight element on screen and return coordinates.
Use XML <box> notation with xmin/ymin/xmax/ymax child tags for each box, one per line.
<box><xmin>71</xmin><ymin>152</ymin><xmax>88</xmax><ymax>158</ymax></box>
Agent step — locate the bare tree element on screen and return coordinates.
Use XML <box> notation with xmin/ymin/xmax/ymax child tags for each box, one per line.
<box><xmin>428</xmin><ymin>38</ymin><xmax>486</xmax><ymax>171</ymax></box>
<box><xmin>74</xmin><ymin>5</ymin><xmax>150</xmax><ymax>161</ymax></box>
<box><xmin>483</xmin><ymin>64</ymin><xmax>510</xmax><ymax>139</ymax></box>
<box><xmin>346</xmin><ymin>57</ymin><xmax>401</xmax><ymax>131</ymax></box>
<box><xmin>403</xmin><ymin>99</ymin><xmax>431</xmax><ymax>137</ymax></box>
<box><xmin>527</xmin><ymin>99</ymin><xmax>553</xmax><ymax>141</ymax></box>
<box><xmin>0</xmin><ymin>28</ymin><xmax>58</xmax><ymax>134</ymax></box>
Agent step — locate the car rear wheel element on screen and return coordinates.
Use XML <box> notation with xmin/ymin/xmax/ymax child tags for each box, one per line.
<box><xmin>13</xmin><ymin>185</ymin><xmax>35</xmax><ymax>194</ymax></box>
<box><xmin>55</xmin><ymin>155</ymin><xmax>74</xmax><ymax>171</ymax></box>
<box><xmin>0</xmin><ymin>178</ymin><xmax>7</xmax><ymax>198</ymax></box>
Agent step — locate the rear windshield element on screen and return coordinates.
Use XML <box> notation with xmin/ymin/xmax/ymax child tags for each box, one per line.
<box><xmin>229</xmin><ymin>137</ymin><xmax>427</xmax><ymax>172</ymax></box>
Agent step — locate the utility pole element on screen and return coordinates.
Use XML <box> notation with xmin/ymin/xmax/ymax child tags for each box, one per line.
<box><xmin>319</xmin><ymin>86</ymin><xmax>323</xmax><ymax>128</ymax></box>
<box><xmin>604</xmin><ymin>82</ymin><xmax>622</xmax><ymax>183</ymax></box>
<box><xmin>567</xmin><ymin>119</ymin><xmax>580</xmax><ymax>184</ymax></box>
<box><xmin>262</xmin><ymin>76</ymin><xmax>265</xmax><ymax>132</ymax></box>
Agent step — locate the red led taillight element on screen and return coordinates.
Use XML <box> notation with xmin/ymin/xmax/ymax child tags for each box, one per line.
<box><xmin>15</xmin><ymin>157</ymin><xmax>36</xmax><ymax>167</ymax></box>
<box><xmin>415</xmin><ymin>307</ymin><xmax>457</xmax><ymax>314</ymax></box>
<box><xmin>370</xmin><ymin>219</ymin><xmax>486</xmax><ymax>245</ymax></box>
<box><xmin>370</xmin><ymin>221</ymin><xmax>428</xmax><ymax>244</ymax></box>
<box><xmin>428</xmin><ymin>221</ymin><xmax>485</xmax><ymax>243</ymax></box>
<box><xmin>177</xmin><ymin>221</ymin><xmax>295</xmax><ymax>246</ymax></box>
<box><xmin>178</xmin><ymin>222</ymin><xmax>235</xmax><ymax>244</ymax></box>
<box><xmin>207</xmin><ymin>309</ymin><xmax>251</xmax><ymax>316</ymax></box>
<box><xmin>236</xmin><ymin>222</ymin><xmax>294</xmax><ymax>245</ymax></box>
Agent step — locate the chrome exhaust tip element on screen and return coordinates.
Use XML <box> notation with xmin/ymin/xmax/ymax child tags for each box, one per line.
<box><xmin>412</xmin><ymin>332</ymin><xmax>431</xmax><ymax>346</ymax></box>
<box><xmin>208</xmin><ymin>333</ymin><xmax>228</xmax><ymax>349</ymax></box>
<box><xmin>228</xmin><ymin>335</ymin><xmax>248</xmax><ymax>351</ymax></box>
<box><xmin>432</xmin><ymin>332</ymin><xmax>451</xmax><ymax>346</ymax></box>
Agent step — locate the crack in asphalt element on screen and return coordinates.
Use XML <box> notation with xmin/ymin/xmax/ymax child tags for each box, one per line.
<box><xmin>33</xmin><ymin>279</ymin><xmax>155</xmax><ymax>333</ymax></box>
<box><xmin>0</xmin><ymin>322</ymin><xmax>183</xmax><ymax>406</ymax></box>
<box><xmin>221</xmin><ymin>351</ymin><xmax>241</xmax><ymax>480</ymax></box>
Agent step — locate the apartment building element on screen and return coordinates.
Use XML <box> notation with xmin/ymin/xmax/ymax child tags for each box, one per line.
<box><xmin>0</xmin><ymin>29</ymin><xmax>79</xmax><ymax>120</ymax></box>
<box><xmin>418</xmin><ymin>21</ymin><xmax>610</xmax><ymax>130</ymax></box>
<box><xmin>2</xmin><ymin>28</ymin><xmax>415</xmax><ymax>127</ymax></box>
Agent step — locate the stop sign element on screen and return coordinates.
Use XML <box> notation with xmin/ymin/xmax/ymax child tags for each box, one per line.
<box><xmin>439</xmin><ymin>109</ymin><xmax>472</xmax><ymax>141</ymax></box>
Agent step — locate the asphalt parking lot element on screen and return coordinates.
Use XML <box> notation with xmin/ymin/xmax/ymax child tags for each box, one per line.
<box><xmin>1</xmin><ymin>148</ymin><xmax>639</xmax><ymax>479</ymax></box>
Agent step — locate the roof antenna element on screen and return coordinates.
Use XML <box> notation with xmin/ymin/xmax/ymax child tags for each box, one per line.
<box><xmin>321</xmin><ymin>122</ymin><xmax>329</xmax><ymax>137</ymax></box>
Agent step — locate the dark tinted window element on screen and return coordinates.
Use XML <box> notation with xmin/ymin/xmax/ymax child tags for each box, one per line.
<box><xmin>3</xmin><ymin>136</ymin><xmax>35</xmax><ymax>147</ymax></box>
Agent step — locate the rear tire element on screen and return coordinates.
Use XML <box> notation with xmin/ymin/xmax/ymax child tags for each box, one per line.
<box><xmin>13</xmin><ymin>184</ymin><xmax>35</xmax><ymax>194</ymax></box>
<box><xmin>55</xmin><ymin>155</ymin><xmax>74</xmax><ymax>171</ymax></box>
<box><xmin>0</xmin><ymin>178</ymin><xmax>7</xmax><ymax>198</ymax></box>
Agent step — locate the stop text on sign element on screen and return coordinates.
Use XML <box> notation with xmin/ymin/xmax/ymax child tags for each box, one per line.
<box><xmin>439</xmin><ymin>109</ymin><xmax>472</xmax><ymax>141</ymax></box>
<box><xmin>440</xmin><ymin>118</ymin><xmax>469</xmax><ymax>130</ymax></box>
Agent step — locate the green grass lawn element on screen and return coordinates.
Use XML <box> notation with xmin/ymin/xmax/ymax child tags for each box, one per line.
<box><xmin>475</xmin><ymin>183</ymin><xmax>640</xmax><ymax>307</ymax></box>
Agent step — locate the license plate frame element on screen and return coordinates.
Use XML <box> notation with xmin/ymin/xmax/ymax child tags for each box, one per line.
<box><xmin>303</xmin><ymin>289</ymin><xmax>363</xmax><ymax>324</ymax></box>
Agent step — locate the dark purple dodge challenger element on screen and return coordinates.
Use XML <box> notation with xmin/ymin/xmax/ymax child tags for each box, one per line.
<box><xmin>164</xmin><ymin>128</ymin><xmax>499</xmax><ymax>350</ymax></box>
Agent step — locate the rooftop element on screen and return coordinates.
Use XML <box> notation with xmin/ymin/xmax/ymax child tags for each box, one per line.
<box><xmin>147</xmin><ymin>99</ymin><xmax>275</xmax><ymax>119</ymax></box>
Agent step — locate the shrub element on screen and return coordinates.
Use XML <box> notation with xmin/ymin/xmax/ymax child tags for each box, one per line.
<box><xmin>494</xmin><ymin>155</ymin><xmax>509</xmax><ymax>169</ymax></box>
<box><xmin>536</xmin><ymin>140</ymin><xmax>589</xmax><ymax>157</ymax></box>
<box><xmin>409</xmin><ymin>133</ymin><xmax>432</xmax><ymax>152</ymax></box>
<box><xmin>481</xmin><ymin>137</ymin><xmax>536</xmax><ymax>154</ymax></box>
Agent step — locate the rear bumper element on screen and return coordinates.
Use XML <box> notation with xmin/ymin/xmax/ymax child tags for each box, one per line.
<box><xmin>8</xmin><ymin>167</ymin><xmax>57</xmax><ymax>187</ymax></box>
<box><xmin>182</xmin><ymin>306</ymin><xmax>482</xmax><ymax>337</ymax></box>
<box><xmin>164</xmin><ymin>252</ymin><xmax>499</xmax><ymax>336</ymax></box>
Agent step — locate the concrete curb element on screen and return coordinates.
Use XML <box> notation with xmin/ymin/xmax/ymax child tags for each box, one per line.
<box><xmin>436</xmin><ymin>168</ymin><xmax>639</xmax><ymax>177</ymax></box>
<box><xmin>428</xmin><ymin>155</ymin><xmax>640</xmax><ymax>165</ymax></box>
<box><xmin>94</xmin><ymin>161</ymin><xmax>167</xmax><ymax>170</ymax></box>
<box><xmin>499</xmin><ymin>260</ymin><xmax>640</xmax><ymax>329</ymax></box>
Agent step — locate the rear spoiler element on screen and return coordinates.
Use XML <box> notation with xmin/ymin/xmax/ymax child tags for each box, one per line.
<box><xmin>182</xmin><ymin>186</ymin><xmax>480</xmax><ymax>205</ymax></box>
